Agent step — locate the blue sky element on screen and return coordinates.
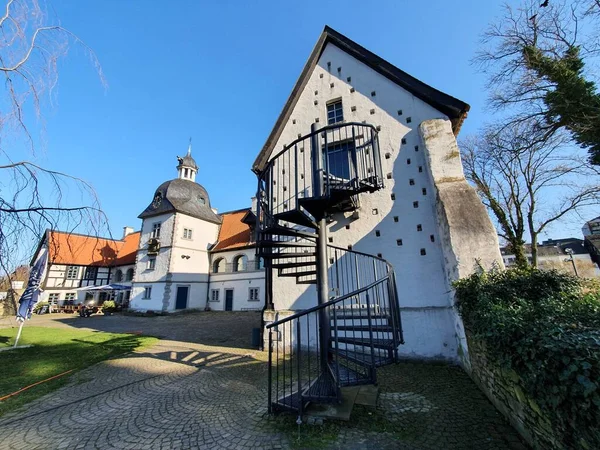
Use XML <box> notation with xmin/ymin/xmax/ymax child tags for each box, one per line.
<box><xmin>21</xmin><ymin>0</ymin><xmax>595</xmax><ymax>242</ymax></box>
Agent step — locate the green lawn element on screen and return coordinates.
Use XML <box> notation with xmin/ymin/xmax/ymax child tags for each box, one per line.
<box><xmin>0</xmin><ymin>327</ymin><xmax>157</xmax><ymax>417</ymax></box>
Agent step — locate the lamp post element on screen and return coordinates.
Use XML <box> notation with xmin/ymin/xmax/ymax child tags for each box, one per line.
<box><xmin>564</xmin><ymin>248</ymin><xmax>579</xmax><ymax>277</ymax></box>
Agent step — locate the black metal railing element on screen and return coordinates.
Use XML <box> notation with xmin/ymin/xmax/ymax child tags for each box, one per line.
<box><xmin>257</xmin><ymin>122</ymin><xmax>383</xmax><ymax>223</ymax></box>
<box><xmin>266</xmin><ymin>244</ymin><xmax>403</xmax><ymax>415</ymax></box>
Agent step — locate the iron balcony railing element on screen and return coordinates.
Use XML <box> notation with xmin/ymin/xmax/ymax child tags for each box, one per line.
<box><xmin>257</xmin><ymin>122</ymin><xmax>383</xmax><ymax>222</ymax></box>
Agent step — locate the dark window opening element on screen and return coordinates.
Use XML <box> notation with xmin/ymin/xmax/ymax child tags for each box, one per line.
<box><xmin>327</xmin><ymin>100</ymin><xmax>344</xmax><ymax>125</ymax></box>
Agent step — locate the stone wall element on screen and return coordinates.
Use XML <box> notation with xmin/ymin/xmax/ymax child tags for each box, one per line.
<box><xmin>467</xmin><ymin>333</ymin><xmax>563</xmax><ymax>449</ymax></box>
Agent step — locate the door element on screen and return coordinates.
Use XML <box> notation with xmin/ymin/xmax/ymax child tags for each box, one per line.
<box><xmin>175</xmin><ymin>286</ymin><xmax>189</xmax><ymax>310</ymax></box>
<box><xmin>225</xmin><ymin>289</ymin><xmax>234</xmax><ymax>311</ymax></box>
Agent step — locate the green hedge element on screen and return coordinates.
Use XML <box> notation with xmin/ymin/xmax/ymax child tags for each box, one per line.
<box><xmin>454</xmin><ymin>268</ymin><xmax>600</xmax><ymax>449</ymax></box>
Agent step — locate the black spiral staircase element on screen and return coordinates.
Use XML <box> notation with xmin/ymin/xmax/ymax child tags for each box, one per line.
<box><xmin>256</xmin><ymin>122</ymin><xmax>404</xmax><ymax>419</ymax></box>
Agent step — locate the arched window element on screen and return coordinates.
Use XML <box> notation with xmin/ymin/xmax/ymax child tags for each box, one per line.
<box><xmin>233</xmin><ymin>254</ymin><xmax>248</xmax><ymax>272</ymax></box>
<box><xmin>114</xmin><ymin>269</ymin><xmax>123</xmax><ymax>282</ymax></box>
<box><xmin>213</xmin><ymin>258</ymin><xmax>226</xmax><ymax>273</ymax></box>
<box><xmin>126</xmin><ymin>268</ymin><xmax>134</xmax><ymax>281</ymax></box>
<box><xmin>258</xmin><ymin>257</ymin><xmax>265</xmax><ymax>270</ymax></box>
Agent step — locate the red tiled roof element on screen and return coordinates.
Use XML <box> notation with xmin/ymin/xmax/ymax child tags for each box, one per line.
<box><xmin>212</xmin><ymin>209</ymin><xmax>253</xmax><ymax>251</ymax></box>
<box><xmin>47</xmin><ymin>230</ymin><xmax>140</xmax><ymax>267</ymax></box>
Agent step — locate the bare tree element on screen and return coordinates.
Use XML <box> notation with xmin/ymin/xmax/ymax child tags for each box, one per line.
<box><xmin>462</xmin><ymin>121</ymin><xmax>600</xmax><ymax>266</ymax></box>
<box><xmin>0</xmin><ymin>0</ymin><xmax>108</xmax><ymax>283</ymax></box>
<box><xmin>475</xmin><ymin>0</ymin><xmax>600</xmax><ymax>164</ymax></box>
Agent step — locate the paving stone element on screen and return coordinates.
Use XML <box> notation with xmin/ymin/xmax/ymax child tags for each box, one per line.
<box><xmin>0</xmin><ymin>313</ymin><xmax>528</xmax><ymax>449</ymax></box>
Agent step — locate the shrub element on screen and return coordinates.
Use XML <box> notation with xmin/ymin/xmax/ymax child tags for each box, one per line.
<box><xmin>101</xmin><ymin>300</ymin><xmax>116</xmax><ymax>313</ymax></box>
<box><xmin>454</xmin><ymin>268</ymin><xmax>600</xmax><ymax>448</ymax></box>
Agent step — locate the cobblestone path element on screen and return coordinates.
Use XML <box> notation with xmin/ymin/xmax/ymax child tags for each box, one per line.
<box><xmin>0</xmin><ymin>314</ymin><xmax>527</xmax><ymax>449</ymax></box>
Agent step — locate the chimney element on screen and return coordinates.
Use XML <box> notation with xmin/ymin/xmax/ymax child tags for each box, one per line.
<box><xmin>123</xmin><ymin>226</ymin><xmax>134</xmax><ymax>239</ymax></box>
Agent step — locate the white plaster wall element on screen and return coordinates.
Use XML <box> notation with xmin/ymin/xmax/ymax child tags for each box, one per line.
<box><xmin>170</xmin><ymin>213</ymin><xmax>219</xmax><ymax>275</ymax></box>
<box><xmin>130</xmin><ymin>282</ymin><xmax>166</xmax><ymax>311</ymax></box>
<box><xmin>208</xmin><ymin>248</ymin><xmax>265</xmax><ymax>311</ymax></box>
<box><xmin>266</xmin><ymin>42</ymin><xmax>458</xmax><ymax>359</ymax></box>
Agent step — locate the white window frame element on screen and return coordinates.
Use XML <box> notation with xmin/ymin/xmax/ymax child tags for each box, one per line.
<box><xmin>66</xmin><ymin>266</ymin><xmax>79</xmax><ymax>280</ymax></box>
<box><xmin>210</xmin><ymin>289</ymin><xmax>220</xmax><ymax>302</ymax></box>
<box><xmin>183</xmin><ymin>228</ymin><xmax>193</xmax><ymax>240</ymax></box>
<box><xmin>64</xmin><ymin>293</ymin><xmax>76</xmax><ymax>301</ymax></box>
<box><xmin>151</xmin><ymin>222</ymin><xmax>161</xmax><ymax>239</ymax></box>
<box><xmin>147</xmin><ymin>258</ymin><xmax>156</xmax><ymax>270</ymax></box>
<box><xmin>249</xmin><ymin>287</ymin><xmax>260</xmax><ymax>302</ymax></box>
<box><xmin>143</xmin><ymin>286</ymin><xmax>152</xmax><ymax>299</ymax></box>
<box><xmin>48</xmin><ymin>293</ymin><xmax>60</xmax><ymax>302</ymax></box>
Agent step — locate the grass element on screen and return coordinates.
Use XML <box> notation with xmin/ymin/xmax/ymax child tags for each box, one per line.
<box><xmin>0</xmin><ymin>326</ymin><xmax>157</xmax><ymax>417</ymax></box>
<box><xmin>271</xmin><ymin>403</ymin><xmax>418</xmax><ymax>449</ymax></box>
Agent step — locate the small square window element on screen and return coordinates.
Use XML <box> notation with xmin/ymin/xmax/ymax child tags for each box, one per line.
<box><xmin>422</xmin><ymin>188</ymin><xmax>427</xmax><ymax>196</ymax></box>
<box><xmin>375</xmin><ymin>230</ymin><xmax>381</xmax><ymax>237</ymax></box>
<box><xmin>377</xmin><ymin>253</ymin><xmax>382</xmax><ymax>258</ymax></box>
<box><xmin>66</xmin><ymin>266</ymin><xmax>78</xmax><ymax>280</ymax></box>
<box><xmin>350</xmin><ymin>87</ymin><xmax>355</xmax><ymax>93</ymax></box>
<box><xmin>430</xmin><ymin>235</ymin><xmax>435</xmax><ymax>242</ymax></box>
<box><xmin>370</xmin><ymin>109</ymin><xmax>375</xmax><ymax>115</ymax></box>
<box><xmin>391</xmin><ymin>193</ymin><xmax>396</xmax><ymax>201</ymax></box>
<box><xmin>372</xmin><ymin>208</ymin><xmax>379</xmax><ymax>215</ymax></box>
<box><xmin>407</xmin><ymin>158</ymin><xmax>411</xmax><ymax>165</ymax></box>
<box><xmin>315</xmin><ymin>118</ymin><xmax>320</xmax><ymax>123</ymax></box>
<box><xmin>420</xmin><ymin>248</ymin><xmax>426</xmax><ymax>256</ymax></box>
<box><xmin>376</xmin><ymin>125</ymin><xmax>381</xmax><ymax>131</ymax></box>
<box><xmin>419</xmin><ymin>166</ymin><xmax>423</xmax><ymax>173</ymax></box>
<box><xmin>327</xmin><ymin>100</ymin><xmax>344</xmax><ymax>125</ymax></box>
<box><xmin>385</xmin><ymin>152</ymin><xmax>391</xmax><ymax>159</ymax></box>
<box><xmin>413</xmin><ymin>201</ymin><xmax>419</xmax><ymax>208</ymax></box>
<box><xmin>210</xmin><ymin>289</ymin><xmax>220</xmax><ymax>302</ymax></box>
<box><xmin>143</xmin><ymin>286</ymin><xmax>152</xmax><ymax>299</ymax></box>
<box><xmin>328</xmin><ymin>237</ymin><xmax>333</xmax><ymax>243</ymax></box>
<box><xmin>345</xmin><ymin>224</ymin><xmax>350</xmax><ymax>230</ymax></box>
<box><xmin>407</xmin><ymin>117</ymin><xmax>412</xmax><ymax>123</ymax></box>
<box><xmin>415</xmin><ymin>145</ymin><xmax>419</xmax><ymax>152</ymax></box>
<box><xmin>409</xmin><ymin>179</ymin><xmax>415</xmax><ymax>186</ymax></box>
<box><xmin>320</xmin><ymin>73</ymin><xmax>324</xmax><ymax>78</ymax></box>
<box><xmin>371</xmin><ymin>91</ymin><xmax>376</xmax><ymax>97</ymax></box>
<box><xmin>183</xmin><ymin>228</ymin><xmax>193</xmax><ymax>240</ymax></box>
<box><xmin>347</xmin><ymin>245</ymin><xmax>353</xmax><ymax>250</ymax></box>
<box><xmin>347</xmin><ymin>76</ymin><xmax>351</xmax><ymax>82</ymax></box>
<box><xmin>337</xmin><ymin>67</ymin><xmax>342</xmax><ymax>73</ymax></box>
<box><xmin>292</xmin><ymin>119</ymin><xmax>296</xmax><ymax>124</ymax></box>
<box><xmin>386</xmin><ymin>173</ymin><xmax>392</xmax><ymax>179</ymax></box>
<box><xmin>396</xmin><ymin>239</ymin><xmax>403</xmax><ymax>246</ymax></box>
<box><xmin>417</xmin><ymin>224</ymin><xmax>422</xmax><ymax>231</ymax></box>
<box><xmin>330</xmin><ymin>82</ymin><xmax>334</xmax><ymax>88</ymax></box>
<box><xmin>314</xmin><ymin>100</ymin><xmax>318</xmax><ymax>105</ymax></box>
<box><xmin>393</xmin><ymin>216</ymin><xmax>399</xmax><ymax>223</ymax></box>
<box><xmin>249</xmin><ymin>287</ymin><xmax>260</xmax><ymax>301</ymax></box>
<box><xmin>314</xmin><ymin>90</ymin><xmax>318</xmax><ymax>95</ymax></box>
<box><xmin>401</xmin><ymin>138</ymin><xmax>407</xmax><ymax>145</ymax></box>
<box><xmin>351</xmin><ymin>106</ymin><xmax>356</xmax><ymax>112</ymax></box>
<box><xmin>397</xmin><ymin>110</ymin><xmax>403</xmax><ymax>116</ymax></box>
<box><xmin>329</xmin><ymin>257</ymin><xmax>334</xmax><ymax>264</ymax></box>
<box><xmin>147</xmin><ymin>258</ymin><xmax>156</xmax><ymax>270</ymax></box>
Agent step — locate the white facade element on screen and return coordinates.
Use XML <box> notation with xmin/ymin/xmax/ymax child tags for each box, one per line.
<box><xmin>209</xmin><ymin>248</ymin><xmax>264</xmax><ymax>311</ymax></box>
<box><xmin>257</xmin><ymin>35</ymin><xmax>503</xmax><ymax>363</ymax></box>
<box><xmin>130</xmin><ymin>210</ymin><xmax>220</xmax><ymax>312</ymax></box>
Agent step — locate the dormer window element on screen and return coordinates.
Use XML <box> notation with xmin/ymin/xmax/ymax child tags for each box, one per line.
<box><xmin>327</xmin><ymin>100</ymin><xmax>343</xmax><ymax>125</ymax></box>
<box><xmin>198</xmin><ymin>196</ymin><xmax>206</xmax><ymax>205</ymax></box>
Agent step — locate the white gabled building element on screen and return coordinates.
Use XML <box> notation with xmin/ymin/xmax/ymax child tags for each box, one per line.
<box><xmin>252</xmin><ymin>26</ymin><xmax>503</xmax><ymax>363</ymax></box>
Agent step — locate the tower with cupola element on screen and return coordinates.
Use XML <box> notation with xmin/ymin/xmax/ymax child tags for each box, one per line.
<box><xmin>130</xmin><ymin>144</ymin><xmax>222</xmax><ymax>312</ymax></box>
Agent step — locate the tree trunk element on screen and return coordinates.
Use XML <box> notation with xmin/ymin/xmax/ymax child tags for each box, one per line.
<box><xmin>531</xmin><ymin>232</ymin><xmax>538</xmax><ymax>267</ymax></box>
